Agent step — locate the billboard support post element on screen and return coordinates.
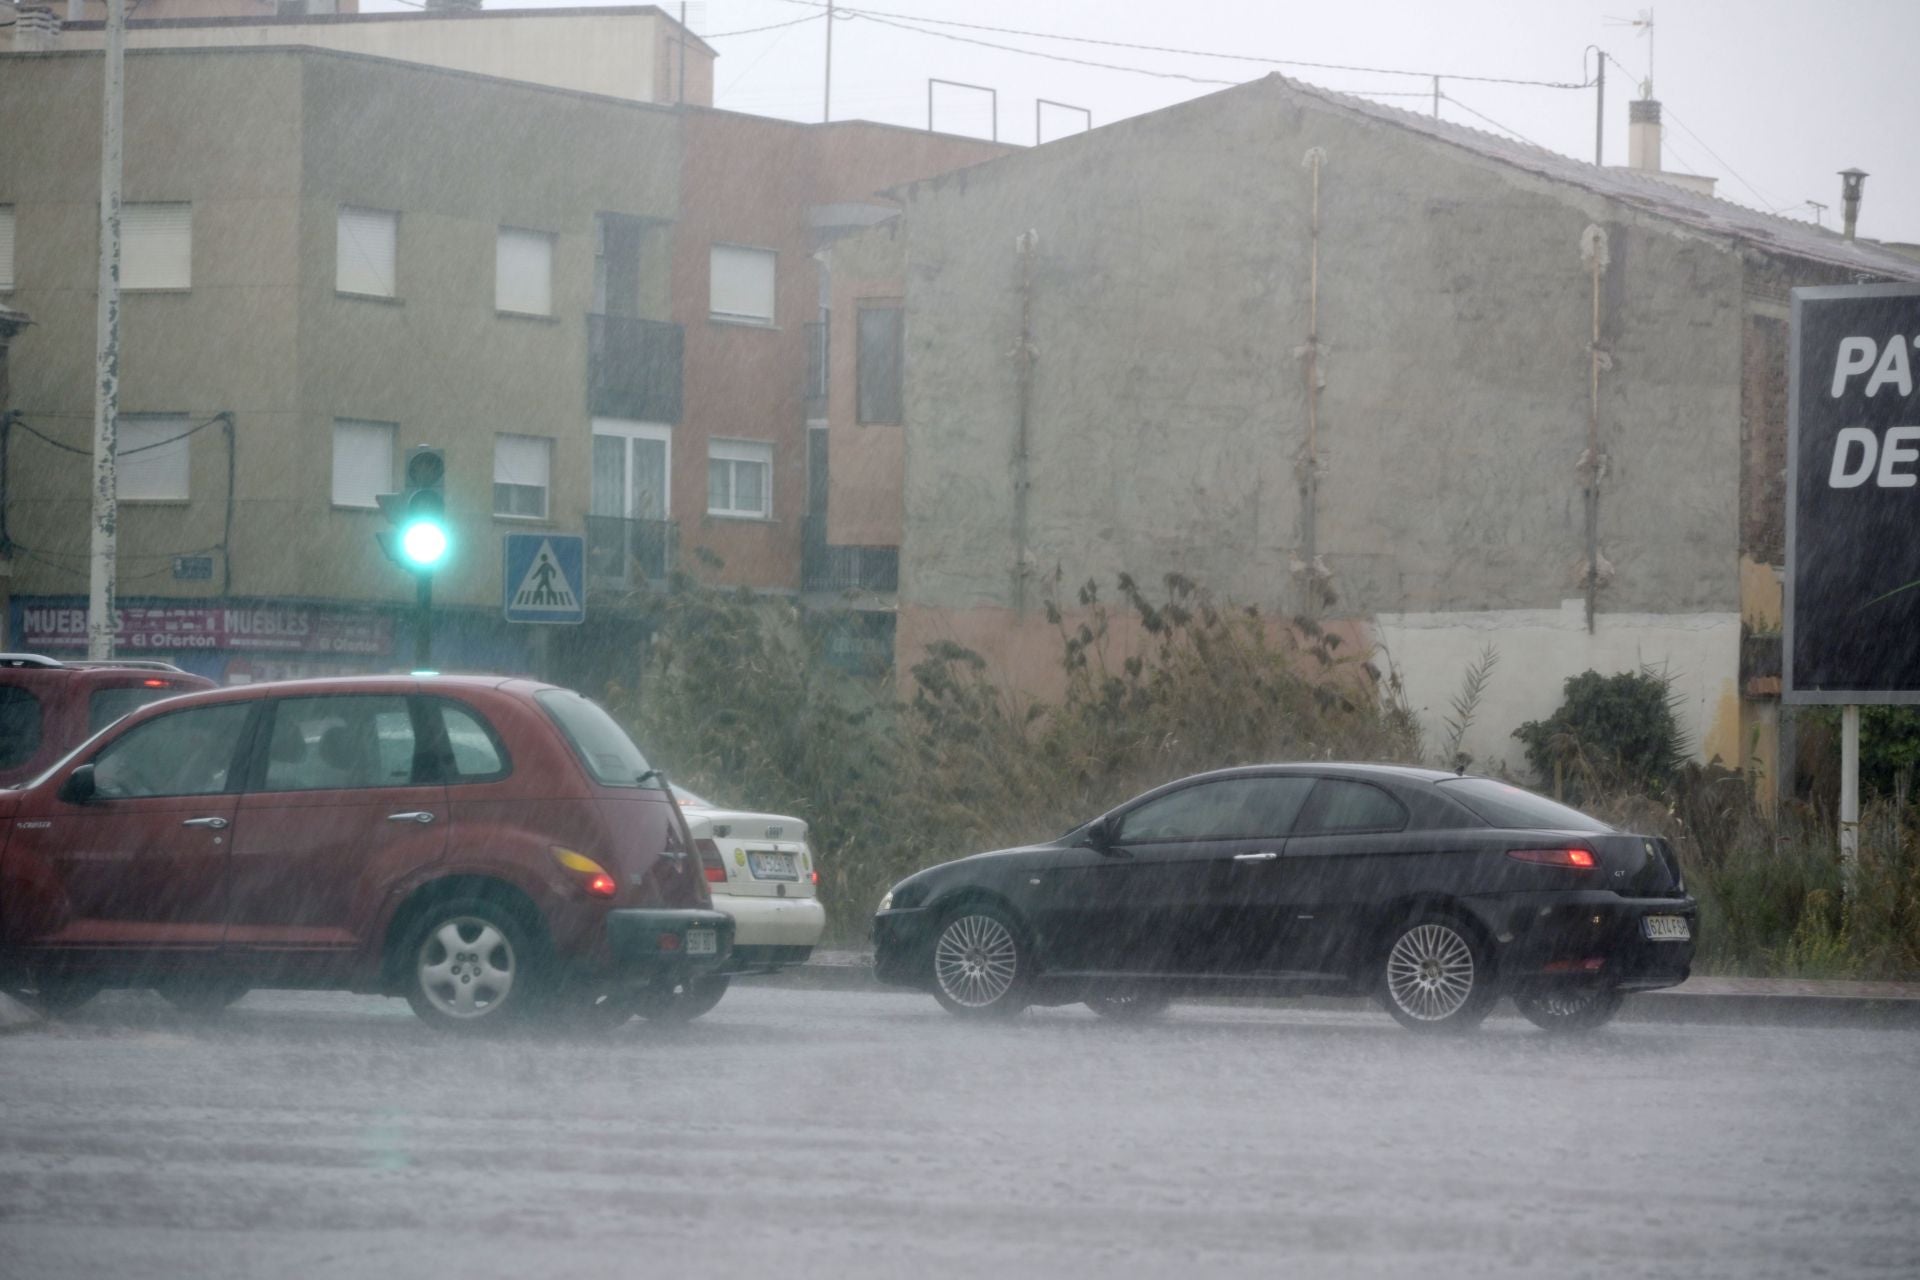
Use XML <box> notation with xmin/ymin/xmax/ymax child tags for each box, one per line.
<box><xmin>1840</xmin><ymin>705</ymin><xmax>1860</xmax><ymax>879</ymax></box>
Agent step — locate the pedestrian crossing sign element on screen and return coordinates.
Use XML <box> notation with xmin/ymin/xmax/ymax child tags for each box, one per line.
<box><xmin>503</xmin><ymin>533</ymin><xmax>586</xmax><ymax>624</ymax></box>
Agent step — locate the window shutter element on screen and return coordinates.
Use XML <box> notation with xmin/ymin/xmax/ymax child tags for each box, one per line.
<box><xmin>496</xmin><ymin>228</ymin><xmax>554</xmax><ymax>316</ymax></box>
<box><xmin>709</xmin><ymin>245</ymin><xmax>776</xmax><ymax>322</ymax></box>
<box><xmin>116</xmin><ymin>415</ymin><xmax>192</xmax><ymax>500</ymax></box>
<box><xmin>493</xmin><ymin>434</ymin><xmax>551</xmax><ymax>489</ymax></box>
<box><xmin>122</xmin><ymin>204</ymin><xmax>192</xmax><ymax>290</ymax></box>
<box><xmin>336</xmin><ymin>207</ymin><xmax>397</xmax><ymax>297</ymax></box>
<box><xmin>331</xmin><ymin>419</ymin><xmax>395</xmax><ymax>507</ymax></box>
<box><xmin>0</xmin><ymin>208</ymin><xmax>15</xmax><ymax>292</ymax></box>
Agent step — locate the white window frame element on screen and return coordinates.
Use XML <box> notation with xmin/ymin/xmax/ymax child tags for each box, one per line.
<box><xmin>590</xmin><ymin>418</ymin><xmax>673</xmax><ymax>519</ymax></box>
<box><xmin>495</xmin><ymin>226</ymin><xmax>556</xmax><ymax>317</ymax></box>
<box><xmin>116</xmin><ymin>414</ymin><xmax>192</xmax><ymax>501</ymax></box>
<box><xmin>707</xmin><ymin>438</ymin><xmax>774</xmax><ymax>520</ymax></box>
<box><xmin>493</xmin><ymin>433</ymin><xmax>553</xmax><ymax>520</ymax></box>
<box><xmin>708</xmin><ymin>243</ymin><xmax>777</xmax><ymax>326</ymax></box>
<box><xmin>336</xmin><ymin>206</ymin><xmax>398</xmax><ymax>299</ymax></box>
<box><xmin>121</xmin><ymin>203</ymin><xmax>192</xmax><ymax>291</ymax></box>
<box><xmin>330</xmin><ymin>418</ymin><xmax>395</xmax><ymax>509</ymax></box>
<box><xmin>0</xmin><ymin>206</ymin><xmax>15</xmax><ymax>293</ymax></box>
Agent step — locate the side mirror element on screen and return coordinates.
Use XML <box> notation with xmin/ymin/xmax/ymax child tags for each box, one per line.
<box><xmin>1086</xmin><ymin>816</ymin><xmax>1116</xmax><ymax>852</ymax></box>
<box><xmin>59</xmin><ymin>764</ymin><xmax>98</xmax><ymax>806</ymax></box>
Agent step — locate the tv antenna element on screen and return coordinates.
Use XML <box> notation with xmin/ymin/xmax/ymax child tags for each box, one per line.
<box><xmin>1604</xmin><ymin>8</ymin><xmax>1655</xmax><ymax>97</ymax></box>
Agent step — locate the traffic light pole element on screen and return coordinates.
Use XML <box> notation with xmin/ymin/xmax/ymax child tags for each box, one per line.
<box><xmin>415</xmin><ymin>571</ymin><xmax>433</xmax><ymax>670</ymax></box>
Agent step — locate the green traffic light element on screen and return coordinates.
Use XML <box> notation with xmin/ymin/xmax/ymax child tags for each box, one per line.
<box><xmin>400</xmin><ymin>518</ymin><xmax>450</xmax><ymax>569</ymax></box>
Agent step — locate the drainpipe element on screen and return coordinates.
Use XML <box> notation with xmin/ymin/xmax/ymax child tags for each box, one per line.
<box><xmin>1296</xmin><ymin>148</ymin><xmax>1327</xmax><ymax>619</ymax></box>
<box><xmin>1011</xmin><ymin>230</ymin><xmax>1038</xmax><ymax>614</ymax></box>
<box><xmin>1579</xmin><ymin>225</ymin><xmax>1612</xmax><ymax>634</ymax></box>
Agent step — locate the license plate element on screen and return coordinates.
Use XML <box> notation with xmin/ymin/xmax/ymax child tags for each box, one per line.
<box><xmin>748</xmin><ymin>850</ymin><xmax>798</xmax><ymax>880</ymax></box>
<box><xmin>685</xmin><ymin>928</ymin><xmax>717</xmax><ymax>956</ymax></box>
<box><xmin>1644</xmin><ymin>915</ymin><xmax>1691</xmax><ymax>942</ymax></box>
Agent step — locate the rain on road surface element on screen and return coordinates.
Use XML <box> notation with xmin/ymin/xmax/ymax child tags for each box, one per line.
<box><xmin>2</xmin><ymin>984</ymin><xmax>1915</xmax><ymax>1279</ymax></box>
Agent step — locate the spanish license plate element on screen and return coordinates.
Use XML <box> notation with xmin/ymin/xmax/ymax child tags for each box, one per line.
<box><xmin>685</xmin><ymin>928</ymin><xmax>717</xmax><ymax>956</ymax></box>
<box><xmin>1643</xmin><ymin>915</ymin><xmax>1691</xmax><ymax>942</ymax></box>
<box><xmin>748</xmin><ymin>850</ymin><xmax>798</xmax><ymax>880</ymax></box>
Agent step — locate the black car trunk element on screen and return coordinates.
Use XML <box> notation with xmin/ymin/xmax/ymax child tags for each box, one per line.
<box><xmin>1588</xmin><ymin>834</ymin><xmax>1686</xmax><ymax>897</ymax></box>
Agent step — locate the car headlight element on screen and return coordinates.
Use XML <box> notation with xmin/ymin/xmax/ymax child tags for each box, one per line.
<box><xmin>878</xmin><ymin>889</ymin><xmax>894</xmax><ymax>913</ymax></box>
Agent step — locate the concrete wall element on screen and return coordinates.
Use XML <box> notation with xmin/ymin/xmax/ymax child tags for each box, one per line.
<box><xmin>892</xmin><ymin>77</ymin><xmax>1752</xmax><ymax>765</ymax></box>
<box><xmin>824</xmin><ymin>218</ymin><xmax>907</xmax><ymax>547</ymax></box>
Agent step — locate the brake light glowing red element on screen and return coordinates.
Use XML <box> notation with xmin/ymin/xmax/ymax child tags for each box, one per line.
<box><xmin>810</xmin><ymin>869</ymin><xmax>820</xmax><ymax>887</ymax></box>
<box><xmin>1508</xmin><ymin>848</ymin><xmax>1597</xmax><ymax>869</ymax></box>
<box><xmin>586</xmin><ymin>873</ymin><xmax>617</xmax><ymax>897</ymax></box>
<box><xmin>142</xmin><ymin>678</ymin><xmax>170</xmax><ymax>688</ymax></box>
<box><xmin>550</xmin><ymin>847</ymin><xmax>620</xmax><ymax>898</ymax></box>
<box><xmin>705</xmin><ymin>866</ymin><xmax>728</xmax><ymax>883</ymax></box>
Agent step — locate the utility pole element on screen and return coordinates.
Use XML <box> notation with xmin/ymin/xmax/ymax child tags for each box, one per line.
<box><xmin>823</xmin><ymin>1</ymin><xmax>833</xmax><ymax>123</ymax></box>
<box><xmin>89</xmin><ymin>0</ymin><xmax>126</xmax><ymax>662</ymax></box>
<box><xmin>1431</xmin><ymin>76</ymin><xmax>1440</xmax><ymax>119</ymax></box>
<box><xmin>1593</xmin><ymin>50</ymin><xmax>1605</xmax><ymax>164</ymax></box>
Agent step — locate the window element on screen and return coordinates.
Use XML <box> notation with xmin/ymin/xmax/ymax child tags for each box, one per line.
<box><xmin>709</xmin><ymin>244</ymin><xmax>776</xmax><ymax>324</ymax></box>
<box><xmin>336</xmin><ymin>206</ymin><xmax>397</xmax><ymax>298</ymax></box>
<box><xmin>857</xmin><ymin>304</ymin><xmax>905</xmax><ymax>424</ymax></box>
<box><xmin>1296</xmin><ymin>779</ymin><xmax>1409</xmax><ymax>836</ymax></box>
<box><xmin>88</xmin><ymin>686</ymin><xmax>185</xmax><ymax>735</ymax></box>
<box><xmin>122</xmin><ymin>203</ymin><xmax>192</xmax><ymax>291</ymax></box>
<box><xmin>1436</xmin><ymin>777</ymin><xmax>1612</xmax><ymax>832</ymax></box>
<box><xmin>496</xmin><ymin>227</ymin><xmax>554</xmax><ymax>316</ymax></box>
<box><xmin>431</xmin><ymin>700</ymin><xmax>509</xmax><ymax>782</ymax></box>
<box><xmin>0</xmin><ymin>207</ymin><xmax>14</xmax><ymax>292</ymax></box>
<box><xmin>0</xmin><ymin>685</ymin><xmax>43</xmax><ymax>770</ymax></box>
<box><xmin>1118</xmin><ymin>776</ymin><xmax>1314</xmax><ymax>843</ymax></box>
<box><xmin>493</xmin><ymin>434</ymin><xmax>551</xmax><ymax>519</ymax></box>
<box><xmin>117</xmin><ymin>414</ymin><xmax>191</xmax><ymax>501</ymax></box>
<box><xmin>260</xmin><ymin>695</ymin><xmax>418</xmax><ymax>792</ymax></box>
<box><xmin>91</xmin><ymin>703</ymin><xmax>250</xmax><ymax>798</ymax></box>
<box><xmin>536</xmin><ymin>688</ymin><xmax>661</xmax><ymax>789</ymax></box>
<box><xmin>331</xmin><ymin>419</ymin><xmax>395</xmax><ymax>508</ymax></box>
<box><xmin>707</xmin><ymin>439</ymin><xmax>772</xmax><ymax>518</ymax></box>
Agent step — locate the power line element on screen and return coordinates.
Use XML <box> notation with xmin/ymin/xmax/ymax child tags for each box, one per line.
<box><xmin>706</xmin><ymin>13</ymin><xmax>825</xmax><ymax>40</ymax></box>
<box><xmin>841</xmin><ymin>10</ymin><xmax>1239</xmax><ymax>87</ymax></box>
<box><xmin>1599</xmin><ymin>52</ymin><xmax>1782</xmax><ymax>213</ymax></box>
<box><xmin>777</xmin><ymin>0</ymin><xmax>1592</xmax><ymax>89</ymax></box>
<box><xmin>1437</xmin><ymin>91</ymin><xmax>1547</xmax><ymax>151</ymax></box>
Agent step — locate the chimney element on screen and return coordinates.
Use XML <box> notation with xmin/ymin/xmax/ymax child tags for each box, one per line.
<box><xmin>11</xmin><ymin>4</ymin><xmax>62</xmax><ymax>51</ymax></box>
<box><xmin>1839</xmin><ymin>169</ymin><xmax>1868</xmax><ymax>241</ymax></box>
<box><xmin>1628</xmin><ymin>98</ymin><xmax>1663</xmax><ymax>172</ymax></box>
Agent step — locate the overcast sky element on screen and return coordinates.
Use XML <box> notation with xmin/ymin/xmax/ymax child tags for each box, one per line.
<box><xmin>372</xmin><ymin>0</ymin><xmax>1920</xmax><ymax>243</ymax></box>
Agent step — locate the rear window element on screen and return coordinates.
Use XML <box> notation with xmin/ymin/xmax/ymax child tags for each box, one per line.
<box><xmin>536</xmin><ymin>689</ymin><xmax>662</xmax><ymax>789</ymax></box>
<box><xmin>88</xmin><ymin>686</ymin><xmax>186</xmax><ymax>734</ymax></box>
<box><xmin>1438</xmin><ymin>777</ymin><xmax>1613</xmax><ymax>832</ymax></box>
<box><xmin>0</xmin><ymin>685</ymin><xmax>43</xmax><ymax>769</ymax></box>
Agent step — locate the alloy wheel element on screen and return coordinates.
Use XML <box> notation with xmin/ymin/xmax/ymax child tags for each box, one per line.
<box><xmin>416</xmin><ymin>916</ymin><xmax>517</xmax><ymax>1020</ymax></box>
<box><xmin>1385</xmin><ymin>922</ymin><xmax>1477</xmax><ymax>1022</ymax></box>
<box><xmin>933</xmin><ymin>913</ymin><xmax>1020</xmax><ymax>1009</ymax></box>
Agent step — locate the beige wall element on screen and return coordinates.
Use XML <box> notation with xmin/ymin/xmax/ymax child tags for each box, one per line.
<box><xmin>0</xmin><ymin>47</ymin><xmax>680</xmax><ymax>614</ymax></box>
<box><xmin>46</xmin><ymin>10</ymin><xmax>713</xmax><ymax>107</ymax></box>
<box><xmin>824</xmin><ymin>219</ymin><xmax>907</xmax><ymax>547</ymax></box>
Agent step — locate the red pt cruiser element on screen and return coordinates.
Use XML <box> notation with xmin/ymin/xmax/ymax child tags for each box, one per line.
<box><xmin>0</xmin><ymin>676</ymin><xmax>731</xmax><ymax>1031</ymax></box>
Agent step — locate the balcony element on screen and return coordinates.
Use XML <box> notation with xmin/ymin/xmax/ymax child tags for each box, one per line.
<box><xmin>586</xmin><ymin>515</ymin><xmax>677</xmax><ymax>588</ymax></box>
<box><xmin>802</xmin><ymin>514</ymin><xmax>898</xmax><ymax>593</ymax></box>
<box><xmin>805</xmin><ymin>320</ymin><xmax>829</xmax><ymax>418</ymax></box>
<box><xmin>588</xmin><ymin>314</ymin><xmax>683</xmax><ymax>424</ymax></box>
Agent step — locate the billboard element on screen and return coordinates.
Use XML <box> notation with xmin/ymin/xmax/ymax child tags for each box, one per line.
<box><xmin>1785</xmin><ymin>283</ymin><xmax>1920</xmax><ymax>704</ymax></box>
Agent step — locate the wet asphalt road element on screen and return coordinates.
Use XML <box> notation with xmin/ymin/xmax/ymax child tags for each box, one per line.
<box><xmin>1</xmin><ymin>983</ymin><xmax>1916</xmax><ymax>1280</ymax></box>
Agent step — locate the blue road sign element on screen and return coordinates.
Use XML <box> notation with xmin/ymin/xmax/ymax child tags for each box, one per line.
<box><xmin>503</xmin><ymin>533</ymin><xmax>586</xmax><ymax>625</ymax></box>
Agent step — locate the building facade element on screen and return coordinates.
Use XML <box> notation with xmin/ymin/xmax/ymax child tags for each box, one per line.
<box><xmin>851</xmin><ymin>75</ymin><xmax>1920</xmax><ymax>782</ymax></box>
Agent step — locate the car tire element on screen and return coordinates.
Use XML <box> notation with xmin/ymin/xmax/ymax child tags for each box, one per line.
<box><xmin>10</xmin><ymin>975</ymin><xmax>104</xmax><ymax>1015</ymax></box>
<box><xmin>1085</xmin><ymin>988</ymin><xmax>1172</xmax><ymax>1021</ymax></box>
<box><xmin>159</xmin><ymin>979</ymin><xmax>250</xmax><ymax>1015</ymax></box>
<box><xmin>1515</xmin><ymin>987</ymin><xmax>1624</xmax><ymax>1034</ymax></box>
<box><xmin>399</xmin><ymin>897</ymin><xmax>541</xmax><ymax>1032</ymax></box>
<box><xmin>930</xmin><ymin>904</ymin><xmax>1030</xmax><ymax>1018</ymax></box>
<box><xmin>633</xmin><ymin>975</ymin><xmax>730</xmax><ymax>1023</ymax></box>
<box><xmin>1377</xmin><ymin>913</ymin><xmax>1495</xmax><ymax>1033</ymax></box>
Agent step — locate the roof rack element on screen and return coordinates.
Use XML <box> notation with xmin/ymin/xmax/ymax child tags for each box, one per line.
<box><xmin>0</xmin><ymin>653</ymin><xmax>68</xmax><ymax>669</ymax></box>
<box><xmin>64</xmin><ymin>659</ymin><xmax>190</xmax><ymax>673</ymax></box>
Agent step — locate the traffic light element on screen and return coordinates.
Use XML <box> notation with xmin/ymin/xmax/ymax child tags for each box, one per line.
<box><xmin>376</xmin><ymin>446</ymin><xmax>451</xmax><ymax>572</ymax></box>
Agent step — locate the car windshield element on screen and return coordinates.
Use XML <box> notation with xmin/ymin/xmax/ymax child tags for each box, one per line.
<box><xmin>1436</xmin><ymin>777</ymin><xmax>1613</xmax><ymax>832</ymax></box>
<box><xmin>535</xmin><ymin>689</ymin><xmax>662</xmax><ymax>789</ymax></box>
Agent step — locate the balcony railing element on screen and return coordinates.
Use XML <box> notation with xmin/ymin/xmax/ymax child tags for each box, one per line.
<box><xmin>588</xmin><ymin>314</ymin><xmax>683</xmax><ymax>424</ymax></box>
<box><xmin>586</xmin><ymin>515</ymin><xmax>677</xmax><ymax>587</ymax></box>
<box><xmin>802</xmin><ymin>514</ymin><xmax>898</xmax><ymax>593</ymax></box>
<box><xmin>805</xmin><ymin>320</ymin><xmax>829</xmax><ymax>418</ymax></box>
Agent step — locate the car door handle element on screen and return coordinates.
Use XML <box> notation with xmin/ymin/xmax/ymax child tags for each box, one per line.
<box><xmin>181</xmin><ymin>816</ymin><xmax>229</xmax><ymax>830</ymax></box>
<box><xmin>1233</xmin><ymin>851</ymin><xmax>1279</xmax><ymax>862</ymax></box>
<box><xmin>387</xmin><ymin>811</ymin><xmax>436</xmax><ymax>824</ymax></box>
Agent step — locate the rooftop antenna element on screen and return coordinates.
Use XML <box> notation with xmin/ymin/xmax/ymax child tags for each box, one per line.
<box><xmin>1806</xmin><ymin>200</ymin><xmax>1827</xmax><ymax>227</ymax></box>
<box><xmin>1603</xmin><ymin>7</ymin><xmax>1655</xmax><ymax>97</ymax></box>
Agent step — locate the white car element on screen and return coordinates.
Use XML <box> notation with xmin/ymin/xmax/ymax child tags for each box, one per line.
<box><xmin>633</xmin><ymin>785</ymin><xmax>825</xmax><ymax>1021</ymax></box>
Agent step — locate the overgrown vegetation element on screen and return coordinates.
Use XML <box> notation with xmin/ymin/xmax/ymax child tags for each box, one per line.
<box><xmin>605</xmin><ymin>580</ymin><xmax>1918</xmax><ymax>978</ymax></box>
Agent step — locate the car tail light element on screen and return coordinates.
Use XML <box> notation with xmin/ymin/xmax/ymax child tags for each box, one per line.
<box><xmin>696</xmin><ymin>837</ymin><xmax>727</xmax><ymax>883</ymax></box>
<box><xmin>550</xmin><ymin>847</ymin><xmax>620</xmax><ymax>898</ymax></box>
<box><xmin>810</xmin><ymin>869</ymin><xmax>820</xmax><ymax>887</ymax></box>
<box><xmin>141</xmin><ymin>678</ymin><xmax>171</xmax><ymax>688</ymax></box>
<box><xmin>1508</xmin><ymin>848</ymin><xmax>1597</xmax><ymax>869</ymax></box>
